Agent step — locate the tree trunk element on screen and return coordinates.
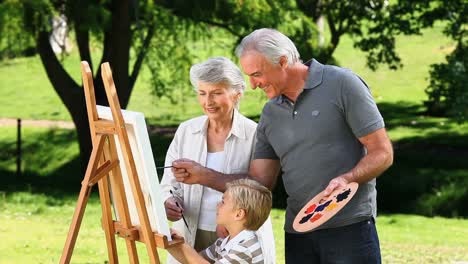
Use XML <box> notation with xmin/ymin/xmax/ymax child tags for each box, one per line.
<box><xmin>37</xmin><ymin>31</ymin><xmax>93</xmax><ymax>170</ymax></box>
<box><xmin>36</xmin><ymin>0</ymin><xmax>133</xmax><ymax>173</ymax></box>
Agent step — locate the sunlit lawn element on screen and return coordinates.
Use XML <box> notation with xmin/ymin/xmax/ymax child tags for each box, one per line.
<box><xmin>0</xmin><ymin>193</ymin><xmax>467</xmax><ymax>263</ymax></box>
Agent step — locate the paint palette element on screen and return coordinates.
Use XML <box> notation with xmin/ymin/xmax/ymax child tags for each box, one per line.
<box><xmin>293</xmin><ymin>182</ymin><xmax>359</xmax><ymax>232</ymax></box>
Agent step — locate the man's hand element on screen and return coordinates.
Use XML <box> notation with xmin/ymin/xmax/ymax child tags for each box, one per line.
<box><xmin>165</xmin><ymin>197</ymin><xmax>183</xmax><ymax>222</ymax></box>
<box><xmin>172</xmin><ymin>159</ymin><xmax>208</xmax><ymax>185</ymax></box>
<box><xmin>216</xmin><ymin>225</ymin><xmax>229</xmax><ymax>238</ymax></box>
<box><xmin>323</xmin><ymin>175</ymin><xmax>350</xmax><ymax>197</ymax></box>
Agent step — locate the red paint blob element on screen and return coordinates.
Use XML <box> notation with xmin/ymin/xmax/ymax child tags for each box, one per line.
<box><xmin>305</xmin><ymin>204</ymin><xmax>317</xmax><ymax>214</ymax></box>
<box><xmin>310</xmin><ymin>213</ymin><xmax>323</xmax><ymax>222</ymax></box>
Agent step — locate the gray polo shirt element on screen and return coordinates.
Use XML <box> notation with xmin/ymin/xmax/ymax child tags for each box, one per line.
<box><xmin>254</xmin><ymin>59</ymin><xmax>384</xmax><ymax>233</ymax></box>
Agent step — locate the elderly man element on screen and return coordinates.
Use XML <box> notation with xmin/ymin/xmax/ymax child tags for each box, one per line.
<box><xmin>173</xmin><ymin>28</ymin><xmax>393</xmax><ymax>263</ymax></box>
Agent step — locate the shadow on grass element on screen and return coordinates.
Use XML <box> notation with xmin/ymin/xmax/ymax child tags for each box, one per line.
<box><xmin>378</xmin><ymin>132</ymin><xmax>468</xmax><ymax>217</ymax></box>
<box><xmin>0</xmin><ymin>127</ymin><xmax>174</xmax><ymax>201</ymax></box>
<box><xmin>0</xmin><ymin>128</ymin><xmax>83</xmax><ymax>199</ymax></box>
<box><xmin>374</xmin><ymin>101</ymin><xmax>467</xmax><ymax>217</ymax></box>
<box><xmin>0</xmin><ymin>101</ymin><xmax>466</xmax><ymax>216</ymax></box>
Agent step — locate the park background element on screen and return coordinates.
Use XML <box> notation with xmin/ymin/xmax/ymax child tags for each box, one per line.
<box><xmin>0</xmin><ymin>1</ymin><xmax>466</xmax><ymax>263</ymax></box>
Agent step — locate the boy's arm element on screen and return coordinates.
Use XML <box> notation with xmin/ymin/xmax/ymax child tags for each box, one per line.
<box><xmin>167</xmin><ymin>231</ymin><xmax>213</xmax><ymax>264</ymax></box>
<box><xmin>167</xmin><ymin>243</ymin><xmax>210</xmax><ymax>264</ymax></box>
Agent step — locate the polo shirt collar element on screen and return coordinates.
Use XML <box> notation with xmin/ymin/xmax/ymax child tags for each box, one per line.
<box><xmin>219</xmin><ymin>229</ymin><xmax>256</xmax><ymax>253</ymax></box>
<box><xmin>189</xmin><ymin>109</ymin><xmax>246</xmax><ymax>139</ymax></box>
<box><xmin>275</xmin><ymin>58</ymin><xmax>324</xmax><ymax>105</ymax></box>
<box><xmin>304</xmin><ymin>59</ymin><xmax>324</xmax><ymax>90</ymax></box>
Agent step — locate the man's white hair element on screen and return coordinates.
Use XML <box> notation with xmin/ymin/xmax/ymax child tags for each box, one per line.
<box><xmin>235</xmin><ymin>28</ymin><xmax>300</xmax><ymax>65</ymax></box>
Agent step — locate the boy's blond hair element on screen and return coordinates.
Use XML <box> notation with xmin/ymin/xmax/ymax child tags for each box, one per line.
<box><xmin>225</xmin><ymin>178</ymin><xmax>272</xmax><ymax>230</ymax></box>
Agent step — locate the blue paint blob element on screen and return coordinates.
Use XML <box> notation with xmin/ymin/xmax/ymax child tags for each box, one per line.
<box><xmin>314</xmin><ymin>200</ymin><xmax>332</xmax><ymax>212</ymax></box>
<box><xmin>299</xmin><ymin>213</ymin><xmax>314</xmax><ymax>224</ymax></box>
<box><xmin>336</xmin><ymin>188</ymin><xmax>351</xmax><ymax>202</ymax></box>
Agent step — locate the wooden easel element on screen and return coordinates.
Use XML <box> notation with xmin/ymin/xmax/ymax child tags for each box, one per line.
<box><xmin>60</xmin><ymin>61</ymin><xmax>182</xmax><ymax>264</ymax></box>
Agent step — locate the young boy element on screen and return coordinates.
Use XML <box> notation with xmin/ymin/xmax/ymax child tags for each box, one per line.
<box><xmin>167</xmin><ymin>178</ymin><xmax>272</xmax><ymax>264</ymax></box>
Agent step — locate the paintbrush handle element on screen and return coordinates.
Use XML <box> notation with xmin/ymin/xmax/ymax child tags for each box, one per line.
<box><xmin>176</xmin><ymin>201</ymin><xmax>191</xmax><ymax>233</ymax></box>
<box><xmin>170</xmin><ymin>190</ymin><xmax>191</xmax><ymax>233</ymax></box>
<box><xmin>156</xmin><ymin>165</ymin><xmax>173</xmax><ymax>169</ymax></box>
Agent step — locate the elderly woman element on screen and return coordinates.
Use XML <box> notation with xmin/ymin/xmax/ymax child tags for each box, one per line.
<box><xmin>160</xmin><ymin>57</ymin><xmax>275</xmax><ymax>263</ymax></box>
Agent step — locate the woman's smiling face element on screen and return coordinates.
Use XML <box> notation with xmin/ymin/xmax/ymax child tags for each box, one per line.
<box><xmin>197</xmin><ymin>81</ymin><xmax>239</xmax><ymax>120</ymax></box>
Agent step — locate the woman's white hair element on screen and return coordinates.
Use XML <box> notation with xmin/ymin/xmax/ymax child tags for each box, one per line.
<box><xmin>190</xmin><ymin>57</ymin><xmax>246</xmax><ymax>108</ymax></box>
<box><xmin>235</xmin><ymin>28</ymin><xmax>300</xmax><ymax>66</ymax></box>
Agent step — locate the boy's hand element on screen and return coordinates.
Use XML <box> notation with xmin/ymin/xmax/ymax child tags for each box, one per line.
<box><xmin>165</xmin><ymin>197</ymin><xmax>183</xmax><ymax>221</ymax></box>
<box><xmin>216</xmin><ymin>225</ymin><xmax>229</xmax><ymax>238</ymax></box>
<box><xmin>170</xmin><ymin>228</ymin><xmax>184</xmax><ymax>240</ymax></box>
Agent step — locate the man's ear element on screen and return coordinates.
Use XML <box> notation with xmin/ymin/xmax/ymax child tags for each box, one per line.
<box><xmin>279</xmin><ymin>56</ymin><xmax>288</xmax><ymax>68</ymax></box>
<box><xmin>236</xmin><ymin>92</ymin><xmax>242</xmax><ymax>101</ymax></box>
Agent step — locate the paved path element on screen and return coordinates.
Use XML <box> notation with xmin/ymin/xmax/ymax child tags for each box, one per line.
<box><xmin>0</xmin><ymin>117</ymin><xmax>177</xmax><ymax>136</ymax></box>
<box><xmin>0</xmin><ymin>118</ymin><xmax>74</xmax><ymax>129</ymax></box>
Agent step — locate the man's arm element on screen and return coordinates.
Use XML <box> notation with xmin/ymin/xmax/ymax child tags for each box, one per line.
<box><xmin>171</xmin><ymin>158</ymin><xmax>280</xmax><ymax>192</ymax></box>
<box><xmin>248</xmin><ymin>159</ymin><xmax>281</xmax><ymax>190</ymax></box>
<box><xmin>324</xmin><ymin>128</ymin><xmax>393</xmax><ymax>195</ymax></box>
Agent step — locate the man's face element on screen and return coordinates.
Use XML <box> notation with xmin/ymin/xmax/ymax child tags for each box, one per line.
<box><xmin>240</xmin><ymin>51</ymin><xmax>287</xmax><ymax>99</ymax></box>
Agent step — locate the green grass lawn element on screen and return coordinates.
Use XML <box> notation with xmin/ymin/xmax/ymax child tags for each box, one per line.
<box><xmin>0</xmin><ymin>192</ymin><xmax>466</xmax><ymax>263</ymax></box>
<box><xmin>334</xmin><ymin>22</ymin><xmax>454</xmax><ymax>104</ymax></box>
<box><xmin>0</xmin><ymin>124</ymin><xmax>466</xmax><ymax>263</ymax></box>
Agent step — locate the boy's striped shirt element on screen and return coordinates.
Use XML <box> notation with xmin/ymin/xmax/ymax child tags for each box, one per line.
<box><xmin>201</xmin><ymin>230</ymin><xmax>264</xmax><ymax>264</ymax></box>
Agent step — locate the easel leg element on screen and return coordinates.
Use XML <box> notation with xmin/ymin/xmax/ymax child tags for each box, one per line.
<box><xmin>98</xmin><ymin>176</ymin><xmax>119</xmax><ymax>263</ymax></box>
<box><xmin>60</xmin><ymin>183</ymin><xmax>93</xmax><ymax>264</ymax></box>
<box><xmin>60</xmin><ymin>135</ymin><xmax>106</xmax><ymax>264</ymax></box>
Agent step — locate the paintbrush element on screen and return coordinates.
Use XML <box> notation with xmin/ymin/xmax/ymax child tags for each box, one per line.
<box><xmin>170</xmin><ymin>189</ymin><xmax>191</xmax><ymax>234</ymax></box>
<box><xmin>156</xmin><ymin>165</ymin><xmax>173</xmax><ymax>170</ymax></box>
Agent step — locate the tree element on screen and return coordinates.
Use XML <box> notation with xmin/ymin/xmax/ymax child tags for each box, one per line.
<box><xmin>359</xmin><ymin>0</ymin><xmax>467</xmax><ymax>121</ymax></box>
<box><xmin>0</xmin><ymin>1</ymin><xmax>35</xmax><ymax>58</ymax></box>
<box><xmin>0</xmin><ymin>0</ymin><xmax>201</xmax><ymax>169</ymax></box>
<box><xmin>22</xmin><ymin>0</ymin><xmax>156</xmax><ymax>168</ymax></box>
<box><xmin>422</xmin><ymin>0</ymin><xmax>467</xmax><ymax>122</ymax></box>
<box><xmin>0</xmin><ymin>0</ymin><xmax>320</xmax><ymax>170</ymax></box>
<box><xmin>3</xmin><ymin>0</ymin><xmax>464</xmax><ymax>172</ymax></box>
<box><xmin>162</xmin><ymin>0</ymin><xmax>419</xmax><ymax>70</ymax></box>
<box><xmin>425</xmin><ymin>43</ymin><xmax>467</xmax><ymax>122</ymax></box>
<box><xmin>293</xmin><ymin>0</ymin><xmax>466</xmax><ymax>120</ymax></box>
<box><xmin>295</xmin><ymin>0</ymin><xmax>397</xmax><ymax>67</ymax></box>
<box><xmin>158</xmin><ymin>0</ymin><xmax>320</xmax><ymax>62</ymax></box>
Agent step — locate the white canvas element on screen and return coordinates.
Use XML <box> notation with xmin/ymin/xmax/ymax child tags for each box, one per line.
<box><xmin>96</xmin><ymin>105</ymin><xmax>172</xmax><ymax>241</ymax></box>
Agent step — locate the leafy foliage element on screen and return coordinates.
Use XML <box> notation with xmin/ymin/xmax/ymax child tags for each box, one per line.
<box><xmin>425</xmin><ymin>44</ymin><xmax>467</xmax><ymax>122</ymax></box>
<box><xmin>160</xmin><ymin>0</ymin><xmax>320</xmax><ymax>62</ymax></box>
<box><xmin>296</xmin><ymin>0</ymin><xmax>392</xmax><ymax>65</ymax></box>
<box><xmin>423</xmin><ymin>0</ymin><xmax>467</xmax><ymax>122</ymax></box>
<box><xmin>137</xmin><ymin>6</ymin><xmax>204</xmax><ymax>103</ymax></box>
<box><xmin>355</xmin><ymin>0</ymin><xmax>467</xmax><ymax>121</ymax></box>
<box><xmin>0</xmin><ymin>1</ymin><xmax>36</xmax><ymax>58</ymax></box>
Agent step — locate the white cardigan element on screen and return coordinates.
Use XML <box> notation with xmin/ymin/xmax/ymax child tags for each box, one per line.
<box><xmin>160</xmin><ymin>110</ymin><xmax>276</xmax><ymax>264</ymax></box>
